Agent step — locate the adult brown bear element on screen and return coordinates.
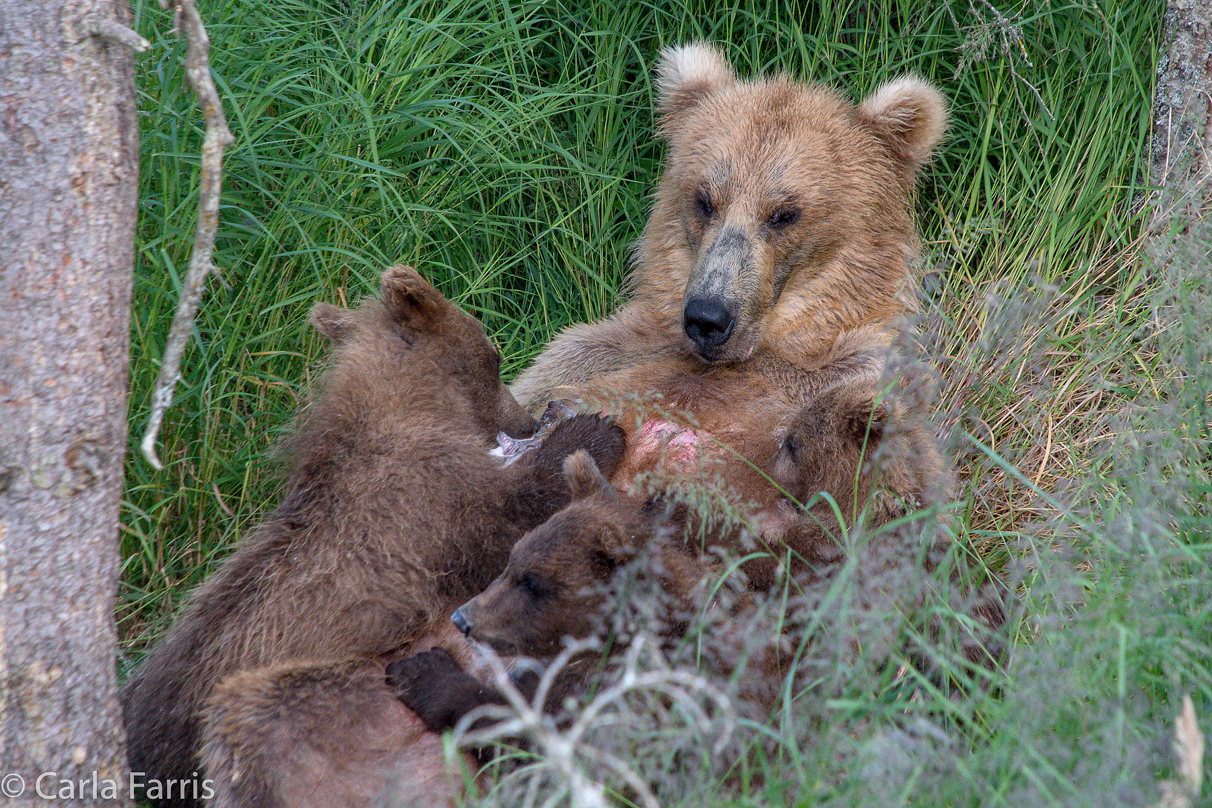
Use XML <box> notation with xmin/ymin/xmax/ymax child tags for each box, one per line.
<box><xmin>510</xmin><ymin>42</ymin><xmax>949</xmax><ymax>577</ymax></box>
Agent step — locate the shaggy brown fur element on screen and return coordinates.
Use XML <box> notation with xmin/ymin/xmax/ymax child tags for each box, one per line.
<box><xmin>447</xmin><ymin>451</ymin><xmax>703</xmax><ymax>658</ymax></box>
<box><xmin>574</xmin><ymin>331</ymin><xmax>905</xmax><ymax>587</ymax></box>
<box><xmin>120</xmin><ymin>266</ymin><xmax>625</xmax><ymax>807</ymax></box>
<box><xmin>388</xmin><ymin>450</ymin><xmax>706</xmax><ymax>733</ymax></box>
<box><xmin>508</xmin><ymin>44</ymin><xmax>951</xmax><ymax>577</ymax></box>
<box><xmin>510</xmin><ymin>43</ymin><xmax>947</xmax><ymax>408</ymax></box>
<box><xmin>758</xmin><ymin>364</ymin><xmax>951</xmax><ymax>575</ymax></box>
<box><xmin>390</xmin><ymin>378</ymin><xmax>993</xmax><ymax>737</ymax></box>
<box><xmin>447</xmin><ymin>370</ymin><xmax>951</xmax><ymax>665</ymax></box>
<box><xmin>762</xmin><ymin>373</ymin><xmax>1007</xmax><ymax>666</ymax></box>
<box><xmin>202</xmin><ymin>623</ymin><xmax>476</xmax><ymax>808</ymax></box>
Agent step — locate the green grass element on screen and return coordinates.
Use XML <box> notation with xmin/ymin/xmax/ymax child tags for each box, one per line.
<box><xmin>120</xmin><ymin>0</ymin><xmax>1212</xmax><ymax>805</ymax></box>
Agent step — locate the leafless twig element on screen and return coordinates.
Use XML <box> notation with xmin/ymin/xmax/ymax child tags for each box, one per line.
<box><xmin>140</xmin><ymin>0</ymin><xmax>233</xmax><ymax>469</ymax></box>
<box><xmin>954</xmin><ymin>0</ymin><xmax>1053</xmax><ymax>130</ymax></box>
<box><xmin>89</xmin><ymin>17</ymin><xmax>151</xmax><ymax>52</ymax></box>
<box><xmin>453</xmin><ymin>637</ymin><xmax>734</xmax><ymax>808</ymax></box>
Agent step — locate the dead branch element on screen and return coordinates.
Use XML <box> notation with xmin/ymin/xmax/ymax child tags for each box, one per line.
<box><xmin>140</xmin><ymin>0</ymin><xmax>233</xmax><ymax>469</ymax></box>
<box><xmin>89</xmin><ymin>17</ymin><xmax>151</xmax><ymax>52</ymax></box>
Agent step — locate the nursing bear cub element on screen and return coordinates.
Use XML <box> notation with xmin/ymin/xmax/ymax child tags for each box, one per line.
<box><xmin>120</xmin><ymin>265</ymin><xmax>624</xmax><ymax>808</ymax></box>
<box><xmin>389</xmin><ymin>375</ymin><xmax>954</xmax><ymax>733</ymax></box>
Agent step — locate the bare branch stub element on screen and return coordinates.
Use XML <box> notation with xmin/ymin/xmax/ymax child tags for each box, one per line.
<box><xmin>140</xmin><ymin>0</ymin><xmax>233</xmax><ymax>469</ymax></box>
<box><xmin>90</xmin><ymin>17</ymin><xmax>152</xmax><ymax>52</ymax></box>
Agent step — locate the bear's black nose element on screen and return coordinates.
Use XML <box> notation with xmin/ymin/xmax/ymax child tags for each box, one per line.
<box><xmin>683</xmin><ymin>297</ymin><xmax>735</xmax><ymax>352</ymax></box>
<box><xmin>451</xmin><ymin>608</ymin><xmax>471</xmax><ymax>636</ymax></box>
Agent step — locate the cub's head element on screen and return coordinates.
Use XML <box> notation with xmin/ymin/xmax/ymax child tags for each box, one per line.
<box><xmin>766</xmin><ymin>375</ymin><xmax>949</xmax><ymax>559</ymax></box>
<box><xmin>309</xmin><ymin>265</ymin><xmax>536</xmax><ymax>439</ymax></box>
<box><xmin>771</xmin><ymin>383</ymin><xmax>891</xmax><ymax>520</ymax></box>
<box><xmin>639</xmin><ymin>44</ymin><xmax>947</xmax><ymax>362</ymax></box>
<box><xmin>451</xmin><ymin>451</ymin><xmax>650</xmax><ymax>656</ymax></box>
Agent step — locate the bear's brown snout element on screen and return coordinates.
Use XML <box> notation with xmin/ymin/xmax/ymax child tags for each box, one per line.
<box><xmin>683</xmin><ymin>226</ymin><xmax>752</xmax><ymax>358</ymax></box>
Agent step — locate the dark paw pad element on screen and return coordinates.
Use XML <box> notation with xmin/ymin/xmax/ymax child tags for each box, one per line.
<box><xmin>387</xmin><ymin>648</ymin><xmax>460</xmax><ymax>699</ymax></box>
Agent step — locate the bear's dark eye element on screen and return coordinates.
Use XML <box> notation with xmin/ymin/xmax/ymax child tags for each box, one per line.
<box><xmin>518</xmin><ymin>572</ymin><xmax>548</xmax><ymax>599</ymax></box>
<box><xmin>693</xmin><ymin>190</ymin><xmax>714</xmax><ymax>220</ymax></box>
<box><xmin>780</xmin><ymin>432</ymin><xmax>800</xmax><ymax>461</ymax></box>
<box><xmin>768</xmin><ymin>206</ymin><xmax>800</xmax><ymax>230</ymax></box>
<box><xmin>591</xmin><ymin>549</ymin><xmax>617</xmax><ymax>575</ymax></box>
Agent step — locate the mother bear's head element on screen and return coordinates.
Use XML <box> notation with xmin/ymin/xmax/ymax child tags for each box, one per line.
<box><xmin>634</xmin><ymin>43</ymin><xmax>947</xmax><ymax>363</ymax></box>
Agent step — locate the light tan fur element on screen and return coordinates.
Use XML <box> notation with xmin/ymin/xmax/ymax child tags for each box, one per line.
<box><xmin>511</xmin><ymin>43</ymin><xmax>946</xmax><ymax>409</ymax></box>
<box><xmin>509</xmin><ymin>43</ymin><xmax>950</xmax><ymax>589</ymax></box>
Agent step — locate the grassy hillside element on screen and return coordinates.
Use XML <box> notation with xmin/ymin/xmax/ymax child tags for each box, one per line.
<box><xmin>120</xmin><ymin>1</ymin><xmax>1211</xmax><ymax>805</ymax></box>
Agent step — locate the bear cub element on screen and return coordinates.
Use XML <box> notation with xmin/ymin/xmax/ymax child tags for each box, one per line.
<box><xmin>389</xmin><ymin>374</ymin><xmax>986</xmax><ymax>733</ymax></box>
<box><xmin>766</xmin><ymin>375</ymin><xmax>1007</xmax><ymax>666</ymax></box>
<box><xmin>387</xmin><ymin>449</ymin><xmax>692</xmax><ymax>733</ymax></box>
<box><xmin>122</xmin><ymin>265</ymin><xmax>624</xmax><ymax>807</ymax></box>
<box><xmin>760</xmin><ymin>371</ymin><xmax>951</xmax><ymax>573</ymax></box>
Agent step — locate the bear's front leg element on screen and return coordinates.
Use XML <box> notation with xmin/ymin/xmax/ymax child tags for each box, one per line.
<box><xmin>387</xmin><ymin>648</ymin><xmax>505</xmax><ymax>734</ymax></box>
<box><xmin>509</xmin><ymin>303</ymin><xmax>684</xmax><ymax>412</ymax></box>
<box><xmin>503</xmin><ymin>413</ymin><xmax>626</xmax><ymax>525</ymax></box>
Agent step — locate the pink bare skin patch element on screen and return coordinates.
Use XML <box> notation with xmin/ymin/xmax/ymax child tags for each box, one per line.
<box><xmin>631</xmin><ymin>418</ymin><xmax>708</xmax><ymax>474</ymax></box>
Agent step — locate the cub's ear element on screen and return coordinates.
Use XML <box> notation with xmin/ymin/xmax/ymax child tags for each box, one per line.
<box><xmin>847</xmin><ymin>397</ymin><xmax>891</xmax><ymax>449</ymax></box>
<box><xmin>308</xmin><ymin>302</ymin><xmax>355</xmax><ymax>343</ymax></box>
<box><xmin>655</xmin><ymin>42</ymin><xmax>735</xmax><ymax>134</ymax></box>
<box><xmin>857</xmin><ymin>75</ymin><xmax>947</xmax><ymax>173</ymax></box>
<box><xmin>564</xmin><ymin>450</ymin><xmax>616</xmax><ymax>501</ymax></box>
<box><xmin>380</xmin><ymin>265</ymin><xmax>450</xmax><ymax>332</ymax></box>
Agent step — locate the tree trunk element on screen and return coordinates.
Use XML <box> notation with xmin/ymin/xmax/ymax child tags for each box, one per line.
<box><xmin>1151</xmin><ymin>0</ymin><xmax>1212</xmax><ymax>227</ymax></box>
<box><xmin>0</xmin><ymin>0</ymin><xmax>138</xmax><ymax>805</ymax></box>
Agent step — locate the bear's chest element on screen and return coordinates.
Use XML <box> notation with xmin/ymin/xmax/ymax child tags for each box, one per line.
<box><xmin>591</xmin><ymin>352</ymin><xmax>867</xmax><ymax>501</ymax></box>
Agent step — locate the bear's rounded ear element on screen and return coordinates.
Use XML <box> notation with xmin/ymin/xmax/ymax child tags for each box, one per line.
<box><xmin>857</xmin><ymin>75</ymin><xmax>948</xmax><ymax>174</ymax></box>
<box><xmin>655</xmin><ymin>42</ymin><xmax>735</xmax><ymax>135</ymax></box>
<box><xmin>380</xmin><ymin>265</ymin><xmax>449</xmax><ymax>332</ymax></box>
<box><xmin>309</xmin><ymin>302</ymin><xmax>355</xmax><ymax>343</ymax></box>
<box><xmin>564</xmin><ymin>450</ymin><xmax>615</xmax><ymax>501</ymax></box>
<box><xmin>848</xmin><ymin>396</ymin><xmax>891</xmax><ymax>449</ymax></box>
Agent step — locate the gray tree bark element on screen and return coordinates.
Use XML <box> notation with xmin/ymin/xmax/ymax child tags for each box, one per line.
<box><xmin>0</xmin><ymin>0</ymin><xmax>138</xmax><ymax>805</ymax></box>
<box><xmin>1151</xmin><ymin>0</ymin><xmax>1212</xmax><ymax>227</ymax></box>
